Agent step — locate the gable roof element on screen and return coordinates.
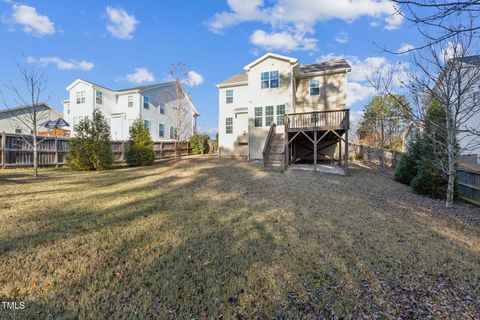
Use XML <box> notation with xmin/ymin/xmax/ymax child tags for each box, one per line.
<box><xmin>300</xmin><ymin>59</ymin><xmax>351</xmax><ymax>75</ymax></box>
<box><xmin>243</xmin><ymin>52</ymin><xmax>298</xmax><ymax>71</ymax></box>
<box><xmin>217</xmin><ymin>73</ymin><xmax>248</xmax><ymax>87</ymax></box>
<box><xmin>66</xmin><ymin>79</ymin><xmax>178</xmax><ymax>94</ymax></box>
<box><xmin>0</xmin><ymin>103</ymin><xmax>62</xmax><ymax>117</ymax></box>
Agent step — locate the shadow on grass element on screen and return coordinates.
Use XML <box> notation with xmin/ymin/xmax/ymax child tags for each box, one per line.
<box><xmin>0</xmin><ymin>157</ymin><xmax>479</xmax><ymax>318</ymax></box>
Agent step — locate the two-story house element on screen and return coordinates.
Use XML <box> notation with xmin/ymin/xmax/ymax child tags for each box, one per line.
<box><xmin>62</xmin><ymin>79</ymin><xmax>199</xmax><ymax>141</ymax></box>
<box><xmin>217</xmin><ymin>52</ymin><xmax>351</xmax><ymax>173</ymax></box>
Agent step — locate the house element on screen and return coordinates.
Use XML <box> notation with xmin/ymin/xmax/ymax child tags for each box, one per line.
<box><xmin>62</xmin><ymin>79</ymin><xmax>200</xmax><ymax>141</ymax></box>
<box><xmin>0</xmin><ymin>104</ymin><xmax>62</xmax><ymax>134</ymax></box>
<box><xmin>455</xmin><ymin>56</ymin><xmax>480</xmax><ymax>165</ymax></box>
<box><xmin>217</xmin><ymin>52</ymin><xmax>351</xmax><ymax>172</ymax></box>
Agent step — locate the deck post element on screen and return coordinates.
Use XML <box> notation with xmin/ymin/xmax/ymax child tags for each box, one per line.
<box><xmin>338</xmin><ymin>134</ymin><xmax>342</xmax><ymax>166</ymax></box>
<box><xmin>313</xmin><ymin>131</ymin><xmax>317</xmax><ymax>172</ymax></box>
<box><xmin>345</xmin><ymin>130</ymin><xmax>349</xmax><ymax>175</ymax></box>
<box><xmin>285</xmin><ymin>132</ymin><xmax>289</xmax><ymax>167</ymax></box>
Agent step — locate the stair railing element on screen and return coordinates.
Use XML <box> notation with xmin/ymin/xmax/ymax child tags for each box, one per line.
<box><xmin>262</xmin><ymin>122</ymin><xmax>276</xmax><ymax>167</ymax></box>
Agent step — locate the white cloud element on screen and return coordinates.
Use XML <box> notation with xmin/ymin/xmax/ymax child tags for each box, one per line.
<box><xmin>186</xmin><ymin>71</ymin><xmax>204</xmax><ymax>86</ymax></box>
<box><xmin>398</xmin><ymin>43</ymin><xmax>415</xmax><ymax>54</ymax></box>
<box><xmin>208</xmin><ymin>0</ymin><xmax>403</xmax><ymax>52</ymax></box>
<box><xmin>250</xmin><ymin>29</ymin><xmax>317</xmax><ymax>51</ymax></box>
<box><xmin>441</xmin><ymin>41</ymin><xmax>464</xmax><ymax>61</ymax></box>
<box><xmin>10</xmin><ymin>4</ymin><xmax>55</xmax><ymax>36</ymax></box>
<box><xmin>350</xmin><ymin>110</ymin><xmax>365</xmax><ymax>130</ymax></box>
<box><xmin>335</xmin><ymin>32</ymin><xmax>349</xmax><ymax>44</ymax></box>
<box><xmin>123</xmin><ymin>68</ymin><xmax>155</xmax><ymax>84</ymax></box>
<box><xmin>26</xmin><ymin>56</ymin><xmax>94</xmax><ymax>71</ymax></box>
<box><xmin>105</xmin><ymin>6</ymin><xmax>138</xmax><ymax>40</ymax></box>
<box><xmin>347</xmin><ymin>82</ymin><xmax>372</xmax><ymax>106</ymax></box>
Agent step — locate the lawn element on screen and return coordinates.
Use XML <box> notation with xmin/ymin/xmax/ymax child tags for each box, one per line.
<box><xmin>0</xmin><ymin>157</ymin><xmax>479</xmax><ymax>319</ymax></box>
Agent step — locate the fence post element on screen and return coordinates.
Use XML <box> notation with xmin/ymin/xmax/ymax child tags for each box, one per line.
<box><xmin>121</xmin><ymin>141</ymin><xmax>125</xmax><ymax>164</ymax></box>
<box><xmin>1</xmin><ymin>132</ymin><xmax>5</xmax><ymax>169</ymax></box>
<box><xmin>160</xmin><ymin>142</ymin><xmax>163</xmax><ymax>159</ymax></box>
<box><xmin>54</xmin><ymin>136</ymin><xmax>59</xmax><ymax>167</ymax></box>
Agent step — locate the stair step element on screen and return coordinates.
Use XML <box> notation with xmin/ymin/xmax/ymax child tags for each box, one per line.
<box><xmin>268</xmin><ymin>155</ymin><xmax>284</xmax><ymax>161</ymax></box>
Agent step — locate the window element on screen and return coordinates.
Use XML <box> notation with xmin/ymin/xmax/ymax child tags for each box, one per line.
<box><xmin>144</xmin><ymin>120</ymin><xmax>151</xmax><ymax>134</ymax></box>
<box><xmin>276</xmin><ymin>105</ymin><xmax>285</xmax><ymax>126</ymax></box>
<box><xmin>265</xmin><ymin>106</ymin><xmax>274</xmax><ymax>126</ymax></box>
<box><xmin>143</xmin><ymin>96</ymin><xmax>149</xmax><ymax>109</ymax></box>
<box><xmin>226</xmin><ymin>90</ymin><xmax>233</xmax><ymax>104</ymax></box>
<box><xmin>159</xmin><ymin>103</ymin><xmax>165</xmax><ymax>114</ymax></box>
<box><xmin>76</xmin><ymin>91</ymin><xmax>86</xmax><ymax>104</ymax></box>
<box><xmin>309</xmin><ymin>80</ymin><xmax>320</xmax><ymax>96</ymax></box>
<box><xmin>128</xmin><ymin>95</ymin><xmax>133</xmax><ymax>108</ymax></box>
<box><xmin>261</xmin><ymin>71</ymin><xmax>279</xmax><ymax>89</ymax></box>
<box><xmin>95</xmin><ymin>90</ymin><xmax>103</xmax><ymax>105</ymax></box>
<box><xmin>159</xmin><ymin>123</ymin><xmax>165</xmax><ymax>138</ymax></box>
<box><xmin>15</xmin><ymin>128</ymin><xmax>22</xmax><ymax>134</ymax></box>
<box><xmin>225</xmin><ymin>117</ymin><xmax>233</xmax><ymax>134</ymax></box>
<box><xmin>254</xmin><ymin>107</ymin><xmax>263</xmax><ymax>127</ymax></box>
<box><xmin>170</xmin><ymin>126</ymin><xmax>178</xmax><ymax>139</ymax></box>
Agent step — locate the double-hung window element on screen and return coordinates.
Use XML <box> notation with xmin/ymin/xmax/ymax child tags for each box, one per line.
<box><xmin>254</xmin><ymin>107</ymin><xmax>263</xmax><ymax>127</ymax></box>
<box><xmin>265</xmin><ymin>106</ymin><xmax>274</xmax><ymax>126</ymax></box>
<box><xmin>143</xmin><ymin>96</ymin><xmax>149</xmax><ymax>109</ymax></box>
<box><xmin>95</xmin><ymin>90</ymin><xmax>103</xmax><ymax>105</ymax></box>
<box><xmin>159</xmin><ymin>123</ymin><xmax>165</xmax><ymax>138</ymax></box>
<box><xmin>225</xmin><ymin>117</ymin><xmax>233</xmax><ymax>134</ymax></box>
<box><xmin>276</xmin><ymin>105</ymin><xmax>285</xmax><ymax>126</ymax></box>
<box><xmin>144</xmin><ymin>120</ymin><xmax>151</xmax><ymax>134</ymax></box>
<box><xmin>309</xmin><ymin>80</ymin><xmax>320</xmax><ymax>96</ymax></box>
<box><xmin>261</xmin><ymin>71</ymin><xmax>280</xmax><ymax>89</ymax></box>
<box><xmin>128</xmin><ymin>95</ymin><xmax>133</xmax><ymax>108</ymax></box>
<box><xmin>170</xmin><ymin>127</ymin><xmax>178</xmax><ymax>139</ymax></box>
<box><xmin>159</xmin><ymin>103</ymin><xmax>165</xmax><ymax>114</ymax></box>
<box><xmin>226</xmin><ymin>90</ymin><xmax>233</xmax><ymax>104</ymax></box>
<box><xmin>76</xmin><ymin>91</ymin><xmax>86</xmax><ymax>104</ymax></box>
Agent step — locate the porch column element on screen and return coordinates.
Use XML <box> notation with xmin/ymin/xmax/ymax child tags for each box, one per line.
<box><xmin>314</xmin><ymin>131</ymin><xmax>317</xmax><ymax>172</ymax></box>
<box><xmin>339</xmin><ymin>135</ymin><xmax>342</xmax><ymax>167</ymax></box>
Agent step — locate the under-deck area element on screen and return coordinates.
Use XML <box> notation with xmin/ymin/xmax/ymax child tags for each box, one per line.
<box><xmin>285</xmin><ymin>109</ymin><xmax>349</xmax><ymax>174</ymax></box>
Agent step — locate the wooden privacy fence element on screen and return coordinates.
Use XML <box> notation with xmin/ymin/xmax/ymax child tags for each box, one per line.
<box><xmin>0</xmin><ymin>132</ymin><xmax>189</xmax><ymax>167</ymax></box>
<box><xmin>457</xmin><ymin>165</ymin><xmax>480</xmax><ymax>206</ymax></box>
<box><xmin>350</xmin><ymin>143</ymin><xmax>402</xmax><ymax>168</ymax></box>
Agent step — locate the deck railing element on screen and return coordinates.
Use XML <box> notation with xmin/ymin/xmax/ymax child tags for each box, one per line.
<box><xmin>285</xmin><ymin>109</ymin><xmax>349</xmax><ymax>132</ymax></box>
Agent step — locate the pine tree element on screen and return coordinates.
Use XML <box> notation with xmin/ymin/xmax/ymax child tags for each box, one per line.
<box><xmin>125</xmin><ymin>118</ymin><xmax>155</xmax><ymax>167</ymax></box>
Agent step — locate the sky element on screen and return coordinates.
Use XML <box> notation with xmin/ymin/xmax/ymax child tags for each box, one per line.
<box><xmin>0</xmin><ymin>0</ymin><xmax>422</xmax><ymax>135</ymax></box>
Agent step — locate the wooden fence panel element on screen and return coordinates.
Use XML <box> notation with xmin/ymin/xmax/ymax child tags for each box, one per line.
<box><xmin>0</xmin><ymin>132</ymin><xmax>189</xmax><ymax>167</ymax></box>
<box><xmin>457</xmin><ymin>167</ymin><xmax>480</xmax><ymax>206</ymax></box>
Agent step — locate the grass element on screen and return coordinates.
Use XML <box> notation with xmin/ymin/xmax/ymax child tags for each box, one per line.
<box><xmin>0</xmin><ymin>157</ymin><xmax>479</xmax><ymax>318</ymax></box>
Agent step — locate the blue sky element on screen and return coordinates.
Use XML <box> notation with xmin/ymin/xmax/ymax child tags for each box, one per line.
<box><xmin>0</xmin><ymin>0</ymin><xmax>419</xmax><ymax>135</ymax></box>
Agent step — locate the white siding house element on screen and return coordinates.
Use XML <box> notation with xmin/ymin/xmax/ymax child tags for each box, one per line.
<box><xmin>63</xmin><ymin>79</ymin><xmax>199</xmax><ymax>141</ymax></box>
<box><xmin>0</xmin><ymin>104</ymin><xmax>62</xmax><ymax>134</ymax></box>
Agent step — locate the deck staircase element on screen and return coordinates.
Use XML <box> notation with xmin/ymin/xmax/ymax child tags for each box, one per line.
<box><xmin>264</xmin><ymin>133</ymin><xmax>285</xmax><ymax>171</ymax></box>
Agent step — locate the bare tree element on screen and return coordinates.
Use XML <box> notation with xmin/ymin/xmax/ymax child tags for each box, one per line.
<box><xmin>167</xmin><ymin>63</ymin><xmax>196</xmax><ymax>158</ymax></box>
<box><xmin>394</xmin><ymin>31</ymin><xmax>480</xmax><ymax>207</ymax></box>
<box><xmin>1</xmin><ymin>63</ymin><xmax>52</xmax><ymax>178</ymax></box>
<box><xmin>391</xmin><ymin>1</ymin><xmax>480</xmax><ymax>52</ymax></box>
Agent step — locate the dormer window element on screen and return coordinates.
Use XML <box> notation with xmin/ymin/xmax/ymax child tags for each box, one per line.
<box><xmin>226</xmin><ymin>90</ymin><xmax>233</xmax><ymax>104</ymax></box>
<box><xmin>261</xmin><ymin>71</ymin><xmax>279</xmax><ymax>89</ymax></box>
<box><xmin>95</xmin><ymin>90</ymin><xmax>103</xmax><ymax>105</ymax></box>
<box><xmin>143</xmin><ymin>96</ymin><xmax>149</xmax><ymax>109</ymax></box>
<box><xmin>76</xmin><ymin>91</ymin><xmax>86</xmax><ymax>104</ymax></box>
<box><xmin>309</xmin><ymin>80</ymin><xmax>320</xmax><ymax>96</ymax></box>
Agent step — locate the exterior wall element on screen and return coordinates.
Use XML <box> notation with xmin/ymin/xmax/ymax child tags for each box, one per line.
<box><xmin>0</xmin><ymin>107</ymin><xmax>61</xmax><ymax>134</ymax></box>
<box><xmin>246</xmin><ymin>57</ymin><xmax>294</xmax><ymax>159</ymax></box>
<box><xmin>218</xmin><ymin>84</ymin><xmax>249</xmax><ymax>157</ymax></box>
<box><xmin>64</xmin><ymin>81</ymin><xmax>196</xmax><ymax>142</ymax></box>
<box><xmin>295</xmin><ymin>72</ymin><xmax>347</xmax><ymax>112</ymax></box>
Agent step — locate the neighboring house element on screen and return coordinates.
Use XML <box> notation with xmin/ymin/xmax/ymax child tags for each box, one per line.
<box><xmin>456</xmin><ymin>56</ymin><xmax>480</xmax><ymax>164</ymax></box>
<box><xmin>217</xmin><ymin>52</ymin><xmax>351</xmax><ymax>172</ymax></box>
<box><xmin>0</xmin><ymin>104</ymin><xmax>62</xmax><ymax>134</ymax></box>
<box><xmin>63</xmin><ymin>79</ymin><xmax>200</xmax><ymax>141</ymax></box>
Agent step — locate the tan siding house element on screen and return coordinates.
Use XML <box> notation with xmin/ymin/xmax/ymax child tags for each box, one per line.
<box><xmin>217</xmin><ymin>53</ymin><xmax>351</xmax><ymax>173</ymax></box>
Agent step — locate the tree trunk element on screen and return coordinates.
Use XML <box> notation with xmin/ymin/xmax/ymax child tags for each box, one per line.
<box><xmin>446</xmin><ymin>141</ymin><xmax>455</xmax><ymax>208</ymax></box>
<box><xmin>380</xmin><ymin>121</ymin><xmax>385</xmax><ymax>171</ymax></box>
<box><xmin>33</xmin><ymin>133</ymin><xmax>38</xmax><ymax>178</ymax></box>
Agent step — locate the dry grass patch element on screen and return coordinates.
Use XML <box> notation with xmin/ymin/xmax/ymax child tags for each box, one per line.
<box><xmin>0</xmin><ymin>157</ymin><xmax>479</xmax><ymax>318</ymax></box>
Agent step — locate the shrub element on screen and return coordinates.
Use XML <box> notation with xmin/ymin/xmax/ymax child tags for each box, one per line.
<box><xmin>67</xmin><ymin>109</ymin><xmax>113</xmax><ymax>171</ymax></box>
<box><xmin>189</xmin><ymin>134</ymin><xmax>210</xmax><ymax>155</ymax></box>
<box><xmin>125</xmin><ymin>118</ymin><xmax>155</xmax><ymax>167</ymax></box>
<box><xmin>410</xmin><ymin>162</ymin><xmax>448</xmax><ymax>199</ymax></box>
<box><xmin>394</xmin><ymin>133</ymin><xmax>424</xmax><ymax>185</ymax></box>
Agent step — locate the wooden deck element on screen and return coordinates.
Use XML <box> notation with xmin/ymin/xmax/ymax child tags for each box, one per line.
<box><xmin>285</xmin><ymin>109</ymin><xmax>349</xmax><ymax>132</ymax></box>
